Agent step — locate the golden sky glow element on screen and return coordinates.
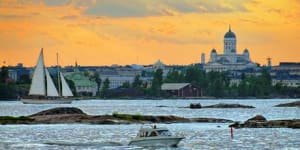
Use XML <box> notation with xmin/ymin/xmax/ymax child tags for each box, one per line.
<box><xmin>0</xmin><ymin>0</ymin><xmax>299</xmax><ymax>67</ymax></box>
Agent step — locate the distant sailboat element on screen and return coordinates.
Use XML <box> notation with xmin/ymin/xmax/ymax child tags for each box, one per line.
<box><xmin>21</xmin><ymin>48</ymin><xmax>73</xmax><ymax>104</ymax></box>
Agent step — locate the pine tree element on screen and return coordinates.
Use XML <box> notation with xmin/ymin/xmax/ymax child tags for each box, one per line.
<box><xmin>101</xmin><ymin>78</ymin><xmax>110</xmax><ymax>98</ymax></box>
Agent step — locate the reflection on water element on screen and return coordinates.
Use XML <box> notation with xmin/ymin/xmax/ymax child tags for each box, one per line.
<box><xmin>0</xmin><ymin>99</ymin><xmax>299</xmax><ymax>149</ymax></box>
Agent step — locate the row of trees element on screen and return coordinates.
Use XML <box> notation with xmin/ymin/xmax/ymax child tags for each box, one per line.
<box><xmin>163</xmin><ymin>66</ymin><xmax>300</xmax><ymax>98</ymax></box>
<box><xmin>117</xmin><ymin>66</ymin><xmax>300</xmax><ymax>98</ymax></box>
<box><xmin>2</xmin><ymin>64</ymin><xmax>299</xmax><ymax>99</ymax></box>
<box><xmin>0</xmin><ymin>66</ymin><xmax>30</xmax><ymax>99</ymax></box>
<box><xmin>163</xmin><ymin>67</ymin><xmax>231</xmax><ymax>97</ymax></box>
<box><xmin>77</xmin><ymin>67</ymin><xmax>299</xmax><ymax>98</ymax></box>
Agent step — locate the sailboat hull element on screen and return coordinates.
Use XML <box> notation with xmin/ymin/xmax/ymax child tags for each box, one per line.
<box><xmin>21</xmin><ymin>99</ymin><xmax>72</xmax><ymax>104</ymax></box>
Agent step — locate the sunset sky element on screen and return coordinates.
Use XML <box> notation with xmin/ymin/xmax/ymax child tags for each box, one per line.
<box><xmin>0</xmin><ymin>0</ymin><xmax>299</xmax><ymax>67</ymax></box>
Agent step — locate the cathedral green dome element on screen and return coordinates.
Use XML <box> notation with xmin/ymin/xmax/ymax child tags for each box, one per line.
<box><xmin>224</xmin><ymin>30</ymin><xmax>236</xmax><ymax>38</ymax></box>
<box><xmin>224</xmin><ymin>26</ymin><xmax>236</xmax><ymax>38</ymax></box>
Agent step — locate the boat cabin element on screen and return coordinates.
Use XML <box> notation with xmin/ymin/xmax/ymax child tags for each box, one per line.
<box><xmin>137</xmin><ymin>126</ymin><xmax>172</xmax><ymax>137</ymax></box>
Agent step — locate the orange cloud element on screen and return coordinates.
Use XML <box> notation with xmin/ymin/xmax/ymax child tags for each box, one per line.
<box><xmin>0</xmin><ymin>0</ymin><xmax>299</xmax><ymax>67</ymax></box>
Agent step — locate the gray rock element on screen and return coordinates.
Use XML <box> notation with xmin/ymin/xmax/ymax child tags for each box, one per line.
<box><xmin>30</xmin><ymin>107</ymin><xmax>86</xmax><ymax>117</ymax></box>
<box><xmin>274</xmin><ymin>101</ymin><xmax>300</xmax><ymax>107</ymax></box>
<box><xmin>190</xmin><ymin>103</ymin><xmax>202</xmax><ymax>109</ymax></box>
<box><xmin>203</xmin><ymin>103</ymin><xmax>255</xmax><ymax>108</ymax></box>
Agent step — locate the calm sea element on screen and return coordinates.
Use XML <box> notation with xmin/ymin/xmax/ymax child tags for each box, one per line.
<box><xmin>0</xmin><ymin>99</ymin><xmax>299</xmax><ymax>149</ymax></box>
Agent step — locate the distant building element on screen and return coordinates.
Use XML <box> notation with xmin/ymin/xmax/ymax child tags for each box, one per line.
<box><xmin>201</xmin><ymin>53</ymin><xmax>205</xmax><ymax>65</ymax></box>
<box><xmin>272</xmin><ymin>79</ymin><xmax>300</xmax><ymax>87</ymax></box>
<box><xmin>153</xmin><ymin>60</ymin><xmax>165</xmax><ymax>70</ymax></box>
<box><xmin>143</xmin><ymin>59</ymin><xmax>173</xmax><ymax>77</ymax></box>
<box><xmin>161</xmin><ymin>83</ymin><xmax>201</xmax><ymax>97</ymax></box>
<box><xmin>271</xmin><ymin>62</ymin><xmax>300</xmax><ymax>87</ymax></box>
<box><xmin>101</xmin><ymin>76</ymin><xmax>134</xmax><ymax>89</ymax></box>
<box><xmin>100</xmin><ymin>75</ymin><xmax>152</xmax><ymax>89</ymax></box>
<box><xmin>271</xmin><ymin>62</ymin><xmax>300</xmax><ymax>76</ymax></box>
<box><xmin>65</xmin><ymin>72</ymin><xmax>97</xmax><ymax>96</ymax></box>
<box><xmin>7</xmin><ymin>63</ymin><xmax>31</xmax><ymax>82</ymax></box>
<box><xmin>8</xmin><ymin>69</ymin><xmax>17</xmax><ymax>81</ymax></box>
<box><xmin>267</xmin><ymin>58</ymin><xmax>272</xmax><ymax>68</ymax></box>
<box><xmin>204</xmin><ymin>26</ymin><xmax>257</xmax><ymax>72</ymax></box>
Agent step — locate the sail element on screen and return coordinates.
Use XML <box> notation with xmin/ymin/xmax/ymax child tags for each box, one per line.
<box><xmin>60</xmin><ymin>72</ymin><xmax>73</xmax><ymax>97</ymax></box>
<box><xmin>29</xmin><ymin>49</ymin><xmax>46</xmax><ymax>96</ymax></box>
<box><xmin>45</xmin><ymin>69</ymin><xmax>59</xmax><ymax>97</ymax></box>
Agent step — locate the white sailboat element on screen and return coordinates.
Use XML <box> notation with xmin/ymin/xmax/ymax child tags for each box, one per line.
<box><xmin>21</xmin><ymin>49</ymin><xmax>73</xmax><ymax>104</ymax></box>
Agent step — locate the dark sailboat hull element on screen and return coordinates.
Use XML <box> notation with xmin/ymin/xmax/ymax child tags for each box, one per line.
<box><xmin>21</xmin><ymin>98</ymin><xmax>72</xmax><ymax>104</ymax></box>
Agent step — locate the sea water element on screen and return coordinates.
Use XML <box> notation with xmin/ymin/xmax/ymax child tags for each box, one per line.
<box><xmin>0</xmin><ymin>99</ymin><xmax>299</xmax><ymax>149</ymax></box>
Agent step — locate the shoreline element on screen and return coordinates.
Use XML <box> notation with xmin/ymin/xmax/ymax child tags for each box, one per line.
<box><xmin>1</xmin><ymin>97</ymin><xmax>299</xmax><ymax>101</ymax></box>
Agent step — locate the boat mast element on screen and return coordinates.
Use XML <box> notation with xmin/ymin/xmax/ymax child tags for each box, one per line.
<box><xmin>57</xmin><ymin>52</ymin><xmax>61</xmax><ymax>97</ymax></box>
<box><xmin>42</xmin><ymin>48</ymin><xmax>47</xmax><ymax>96</ymax></box>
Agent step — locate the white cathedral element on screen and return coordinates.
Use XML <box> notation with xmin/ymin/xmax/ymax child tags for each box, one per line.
<box><xmin>203</xmin><ymin>26</ymin><xmax>257</xmax><ymax>72</ymax></box>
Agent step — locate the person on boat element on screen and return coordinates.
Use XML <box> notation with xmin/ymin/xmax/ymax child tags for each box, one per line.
<box><xmin>153</xmin><ymin>125</ymin><xmax>156</xmax><ymax>129</ymax></box>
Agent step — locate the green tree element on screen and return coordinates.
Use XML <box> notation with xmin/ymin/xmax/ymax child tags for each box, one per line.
<box><xmin>183</xmin><ymin>66</ymin><xmax>207</xmax><ymax>95</ymax></box>
<box><xmin>90</xmin><ymin>72</ymin><xmax>102</xmax><ymax>96</ymax></box>
<box><xmin>101</xmin><ymin>78</ymin><xmax>110</xmax><ymax>98</ymax></box>
<box><xmin>206</xmin><ymin>71</ymin><xmax>229</xmax><ymax>97</ymax></box>
<box><xmin>121</xmin><ymin>81</ymin><xmax>131</xmax><ymax>88</ymax></box>
<box><xmin>0</xmin><ymin>83</ymin><xmax>18</xmax><ymax>99</ymax></box>
<box><xmin>274</xmin><ymin>82</ymin><xmax>284</xmax><ymax>95</ymax></box>
<box><xmin>236</xmin><ymin>70</ymin><xmax>272</xmax><ymax>98</ymax></box>
<box><xmin>150</xmin><ymin>69</ymin><xmax>163</xmax><ymax>96</ymax></box>
<box><xmin>164</xmin><ymin>70</ymin><xmax>184</xmax><ymax>83</ymax></box>
<box><xmin>259</xmin><ymin>70</ymin><xmax>272</xmax><ymax>96</ymax></box>
<box><xmin>17</xmin><ymin>74</ymin><xmax>31</xmax><ymax>84</ymax></box>
<box><xmin>0</xmin><ymin>66</ymin><xmax>8</xmax><ymax>83</ymax></box>
<box><xmin>238</xmin><ymin>73</ymin><xmax>247</xmax><ymax>96</ymax></box>
<box><xmin>185</xmin><ymin>66</ymin><xmax>201</xmax><ymax>85</ymax></box>
<box><xmin>132</xmin><ymin>75</ymin><xmax>142</xmax><ymax>89</ymax></box>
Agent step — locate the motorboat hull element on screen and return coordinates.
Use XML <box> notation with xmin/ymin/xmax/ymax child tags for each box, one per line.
<box><xmin>129</xmin><ymin>137</ymin><xmax>184</xmax><ymax>147</ymax></box>
<box><xmin>21</xmin><ymin>99</ymin><xmax>72</xmax><ymax>104</ymax></box>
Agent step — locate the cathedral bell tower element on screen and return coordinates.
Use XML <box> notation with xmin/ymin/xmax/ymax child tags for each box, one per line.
<box><xmin>224</xmin><ymin>25</ymin><xmax>236</xmax><ymax>55</ymax></box>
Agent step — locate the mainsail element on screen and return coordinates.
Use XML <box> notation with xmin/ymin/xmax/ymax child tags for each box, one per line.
<box><xmin>60</xmin><ymin>72</ymin><xmax>73</xmax><ymax>97</ymax></box>
<box><xmin>29</xmin><ymin>49</ymin><xmax>46</xmax><ymax>96</ymax></box>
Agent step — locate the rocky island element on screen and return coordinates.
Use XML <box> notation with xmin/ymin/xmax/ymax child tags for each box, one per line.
<box><xmin>0</xmin><ymin>107</ymin><xmax>233</xmax><ymax>125</ymax></box>
<box><xmin>229</xmin><ymin>115</ymin><xmax>300</xmax><ymax>129</ymax></box>
<box><xmin>274</xmin><ymin>101</ymin><xmax>300</xmax><ymax>107</ymax></box>
<box><xmin>189</xmin><ymin>103</ymin><xmax>255</xmax><ymax>109</ymax></box>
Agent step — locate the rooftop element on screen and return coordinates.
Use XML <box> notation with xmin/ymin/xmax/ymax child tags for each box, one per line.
<box><xmin>161</xmin><ymin>83</ymin><xmax>190</xmax><ymax>90</ymax></box>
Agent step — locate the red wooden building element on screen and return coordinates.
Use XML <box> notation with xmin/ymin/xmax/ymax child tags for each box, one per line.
<box><xmin>161</xmin><ymin>83</ymin><xmax>201</xmax><ymax>97</ymax></box>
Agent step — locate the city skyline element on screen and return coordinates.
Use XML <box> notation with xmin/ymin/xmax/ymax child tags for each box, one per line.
<box><xmin>0</xmin><ymin>0</ymin><xmax>300</xmax><ymax>67</ymax></box>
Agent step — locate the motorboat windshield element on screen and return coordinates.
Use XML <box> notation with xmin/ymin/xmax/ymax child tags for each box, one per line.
<box><xmin>157</xmin><ymin>130</ymin><xmax>172</xmax><ymax>136</ymax></box>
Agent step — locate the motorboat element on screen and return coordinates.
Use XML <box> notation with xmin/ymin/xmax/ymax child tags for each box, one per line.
<box><xmin>129</xmin><ymin>125</ymin><xmax>184</xmax><ymax>147</ymax></box>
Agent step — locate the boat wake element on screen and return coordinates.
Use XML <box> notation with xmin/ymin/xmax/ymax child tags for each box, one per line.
<box><xmin>44</xmin><ymin>141</ymin><xmax>183</xmax><ymax>149</ymax></box>
<box><xmin>44</xmin><ymin>141</ymin><xmax>123</xmax><ymax>147</ymax></box>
